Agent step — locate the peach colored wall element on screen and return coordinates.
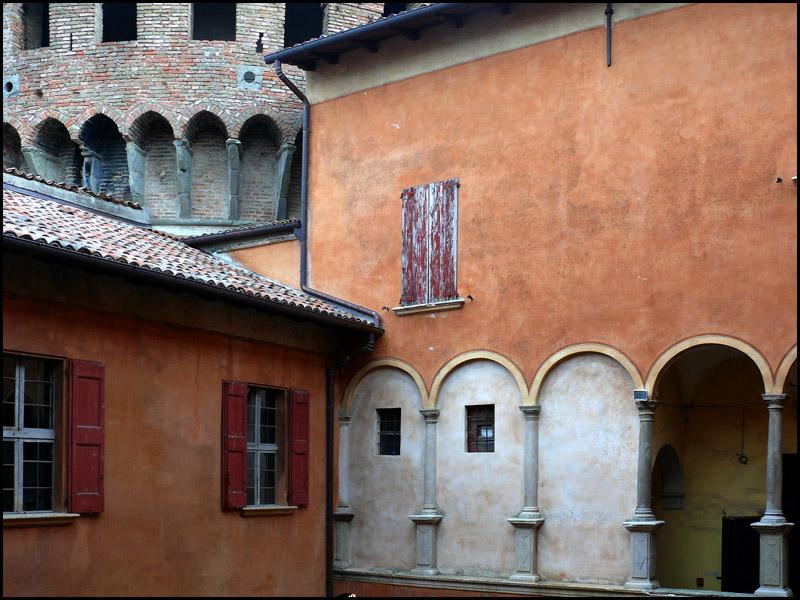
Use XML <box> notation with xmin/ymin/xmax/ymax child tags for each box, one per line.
<box><xmin>227</xmin><ymin>238</ymin><xmax>301</xmax><ymax>289</ymax></box>
<box><xmin>2</xmin><ymin>293</ymin><xmax>327</xmax><ymax>597</ymax></box>
<box><xmin>308</xmin><ymin>3</ymin><xmax>797</xmax><ymax>390</ymax></box>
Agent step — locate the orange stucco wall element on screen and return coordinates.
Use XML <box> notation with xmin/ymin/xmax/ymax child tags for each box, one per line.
<box><xmin>228</xmin><ymin>238</ymin><xmax>302</xmax><ymax>289</ymax></box>
<box><xmin>2</xmin><ymin>293</ymin><xmax>327</xmax><ymax>596</ymax></box>
<box><xmin>308</xmin><ymin>3</ymin><xmax>797</xmax><ymax>389</ymax></box>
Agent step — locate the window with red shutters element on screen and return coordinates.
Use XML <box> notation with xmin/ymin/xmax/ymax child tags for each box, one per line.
<box><xmin>69</xmin><ymin>359</ymin><xmax>105</xmax><ymax>514</ymax></box>
<box><xmin>400</xmin><ymin>178</ymin><xmax>459</xmax><ymax>306</ymax></box>
<box><xmin>222</xmin><ymin>380</ymin><xmax>248</xmax><ymax>510</ymax></box>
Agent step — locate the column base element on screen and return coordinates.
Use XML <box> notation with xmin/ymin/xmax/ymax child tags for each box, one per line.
<box><xmin>508</xmin><ymin>512</ymin><xmax>544</xmax><ymax>582</ymax></box>
<box><xmin>409</xmin><ymin>511</ymin><xmax>443</xmax><ymax>576</ymax></box>
<box><xmin>333</xmin><ymin>509</ymin><xmax>355</xmax><ymax>569</ymax></box>
<box><xmin>752</xmin><ymin>520</ymin><xmax>794</xmax><ymax>597</ymax></box>
<box><xmin>623</xmin><ymin>519</ymin><xmax>664</xmax><ymax>591</ymax></box>
<box><xmin>754</xmin><ymin>586</ymin><xmax>793</xmax><ymax>597</ymax></box>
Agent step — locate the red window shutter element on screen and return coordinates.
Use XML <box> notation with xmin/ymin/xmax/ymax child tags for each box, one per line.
<box><xmin>401</xmin><ymin>185</ymin><xmax>428</xmax><ymax>305</ymax></box>
<box><xmin>69</xmin><ymin>359</ymin><xmax>105</xmax><ymax>514</ymax></box>
<box><xmin>222</xmin><ymin>381</ymin><xmax>248</xmax><ymax>510</ymax></box>
<box><xmin>288</xmin><ymin>389</ymin><xmax>310</xmax><ymax>507</ymax></box>
<box><xmin>428</xmin><ymin>179</ymin><xmax>458</xmax><ymax>302</ymax></box>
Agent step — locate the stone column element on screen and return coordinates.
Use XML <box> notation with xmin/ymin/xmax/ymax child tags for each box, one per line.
<box><xmin>226</xmin><ymin>138</ymin><xmax>241</xmax><ymax>221</ymax></box>
<box><xmin>623</xmin><ymin>389</ymin><xmax>664</xmax><ymax>590</ymax></box>
<box><xmin>333</xmin><ymin>411</ymin><xmax>355</xmax><ymax>569</ymax></box>
<box><xmin>751</xmin><ymin>394</ymin><xmax>794</xmax><ymax>597</ymax></box>
<box><xmin>409</xmin><ymin>408</ymin><xmax>443</xmax><ymax>575</ymax></box>
<box><xmin>174</xmin><ymin>139</ymin><xmax>192</xmax><ymax>218</ymax></box>
<box><xmin>508</xmin><ymin>405</ymin><xmax>544</xmax><ymax>582</ymax></box>
<box><xmin>126</xmin><ymin>141</ymin><xmax>146</xmax><ymax>204</ymax></box>
<box><xmin>80</xmin><ymin>147</ymin><xmax>102</xmax><ymax>193</ymax></box>
<box><xmin>273</xmin><ymin>142</ymin><xmax>296</xmax><ymax>220</ymax></box>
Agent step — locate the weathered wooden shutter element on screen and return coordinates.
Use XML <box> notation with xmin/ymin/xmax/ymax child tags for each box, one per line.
<box><xmin>428</xmin><ymin>179</ymin><xmax>458</xmax><ymax>302</ymax></box>
<box><xmin>288</xmin><ymin>389</ymin><xmax>310</xmax><ymax>507</ymax></box>
<box><xmin>222</xmin><ymin>381</ymin><xmax>248</xmax><ymax>510</ymax></box>
<box><xmin>69</xmin><ymin>359</ymin><xmax>105</xmax><ymax>514</ymax></box>
<box><xmin>401</xmin><ymin>179</ymin><xmax>458</xmax><ymax>305</ymax></box>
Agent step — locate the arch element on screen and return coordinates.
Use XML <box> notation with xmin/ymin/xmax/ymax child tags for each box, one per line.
<box><xmin>230</xmin><ymin>106</ymin><xmax>293</xmax><ymax>143</ymax></box>
<box><xmin>123</xmin><ymin>103</ymin><xmax>179</xmax><ymax>140</ymax></box>
<box><xmin>78</xmin><ymin>113</ymin><xmax>129</xmax><ymax>198</ymax></box>
<box><xmin>126</xmin><ymin>111</ymin><xmax>178</xmax><ymax>216</ymax></box>
<box><xmin>773</xmin><ymin>345</ymin><xmax>797</xmax><ymax>394</ymax></box>
<box><xmin>238</xmin><ymin>114</ymin><xmax>283</xmax><ymax>221</ymax></box>
<box><xmin>67</xmin><ymin>106</ymin><xmax>125</xmax><ymax>141</ymax></box>
<box><xmin>529</xmin><ymin>343</ymin><xmax>643</xmax><ymax>405</ymax></box>
<box><xmin>645</xmin><ymin>334</ymin><xmax>773</xmax><ymax>395</ymax></box>
<box><xmin>17</xmin><ymin>108</ymin><xmax>72</xmax><ymax>146</ymax></box>
<box><xmin>342</xmin><ymin>358</ymin><xmax>427</xmax><ymax>414</ymax></box>
<box><xmin>653</xmin><ymin>444</ymin><xmax>685</xmax><ymax>510</ymax></box>
<box><xmin>180</xmin><ymin>103</ymin><xmax>232</xmax><ymax>140</ymax></box>
<box><xmin>25</xmin><ymin>118</ymin><xmax>82</xmax><ymax>184</ymax></box>
<box><xmin>429</xmin><ymin>350</ymin><xmax>527</xmax><ymax>408</ymax></box>
<box><xmin>3</xmin><ymin>122</ymin><xmax>26</xmax><ymax>170</ymax></box>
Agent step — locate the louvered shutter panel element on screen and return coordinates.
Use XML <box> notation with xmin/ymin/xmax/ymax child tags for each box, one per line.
<box><xmin>222</xmin><ymin>381</ymin><xmax>248</xmax><ymax>510</ymax></box>
<box><xmin>428</xmin><ymin>179</ymin><xmax>458</xmax><ymax>302</ymax></box>
<box><xmin>69</xmin><ymin>359</ymin><xmax>105</xmax><ymax>514</ymax></box>
<box><xmin>401</xmin><ymin>185</ymin><xmax>428</xmax><ymax>305</ymax></box>
<box><xmin>288</xmin><ymin>389</ymin><xmax>310</xmax><ymax>507</ymax></box>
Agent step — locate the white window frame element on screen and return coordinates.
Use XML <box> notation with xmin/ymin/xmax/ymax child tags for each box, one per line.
<box><xmin>246</xmin><ymin>387</ymin><xmax>283</xmax><ymax>507</ymax></box>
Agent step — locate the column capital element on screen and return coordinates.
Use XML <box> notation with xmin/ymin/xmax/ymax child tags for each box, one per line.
<box><xmin>337</xmin><ymin>411</ymin><xmax>352</xmax><ymax>424</ymax></box>
<box><xmin>762</xmin><ymin>393</ymin><xmax>788</xmax><ymax>410</ymax></box>
<box><xmin>278</xmin><ymin>142</ymin><xmax>297</xmax><ymax>155</ymax></box>
<box><xmin>634</xmin><ymin>390</ymin><xmax>657</xmax><ymax>416</ymax></box>
<box><xmin>225</xmin><ymin>138</ymin><xmax>242</xmax><ymax>147</ymax></box>
<box><xmin>519</xmin><ymin>405</ymin><xmax>541</xmax><ymax>420</ymax></box>
<box><xmin>420</xmin><ymin>408</ymin><xmax>440</xmax><ymax>423</ymax></box>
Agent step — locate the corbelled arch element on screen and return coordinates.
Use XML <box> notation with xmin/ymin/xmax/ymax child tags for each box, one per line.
<box><xmin>67</xmin><ymin>106</ymin><xmax>125</xmax><ymax>141</ymax></box>
<box><xmin>179</xmin><ymin>102</ymin><xmax>233</xmax><ymax>140</ymax></box>
<box><xmin>341</xmin><ymin>358</ymin><xmax>428</xmax><ymax>415</ymax></box>
<box><xmin>530</xmin><ymin>343</ymin><xmax>643</xmax><ymax>405</ymax></box>
<box><xmin>645</xmin><ymin>334</ymin><xmax>773</xmax><ymax>395</ymax></box>
<box><xmin>18</xmin><ymin>108</ymin><xmax>72</xmax><ymax>146</ymax></box>
<box><xmin>429</xmin><ymin>350</ymin><xmax>528</xmax><ymax>409</ymax></box>
<box><xmin>123</xmin><ymin>103</ymin><xmax>179</xmax><ymax>140</ymax></box>
<box><xmin>773</xmin><ymin>345</ymin><xmax>797</xmax><ymax>394</ymax></box>
<box><xmin>230</xmin><ymin>106</ymin><xmax>291</xmax><ymax>143</ymax></box>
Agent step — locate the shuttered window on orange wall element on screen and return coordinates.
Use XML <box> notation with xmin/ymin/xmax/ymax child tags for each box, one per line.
<box><xmin>222</xmin><ymin>383</ymin><xmax>309</xmax><ymax>509</ymax></box>
<box><xmin>288</xmin><ymin>389</ymin><xmax>310</xmax><ymax>508</ymax></box>
<box><xmin>400</xmin><ymin>179</ymin><xmax>459</xmax><ymax>306</ymax></box>
<box><xmin>68</xmin><ymin>359</ymin><xmax>105</xmax><ymax>514</ymax></box>
<box><xmin>222</xmin><ymin>380</ymin><xmax>248</xmax><ymax>510</ymax></box>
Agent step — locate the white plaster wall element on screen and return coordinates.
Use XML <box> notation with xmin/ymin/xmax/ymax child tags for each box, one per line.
<box><xmin>348</xmin><ymin>368</ymin><xmax>424</xmax><ymax>571</ymax></box>
<box><xmin>538</xmin><ymin>354</ymin><xmax>638</xmax><ymax>584</ymax></box>
<box><xmin>436</xmin><ymin>360</ymin><xmax>524</xmax><ymax>577</ymax></box>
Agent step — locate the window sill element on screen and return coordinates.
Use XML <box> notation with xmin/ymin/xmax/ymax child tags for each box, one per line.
<box><xmin>240</xmin><ymin>505</ymin><xmax>299</xmax><ymax>517</ymax></box>
<box><xmin>3</xmin><ymin>512</ymin><xmax>80</xmax><ymax>528</ymax></box>
<box><xmin>392</xmin><ymin>298</ymin><xmax>465</xmax><ymax>317</ymax></box>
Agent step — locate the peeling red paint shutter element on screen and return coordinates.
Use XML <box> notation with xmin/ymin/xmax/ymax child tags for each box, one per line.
<box><xmin>222</xmin><ymin>381</ymin><xmax>248</xmax><ymax>510</ymax></box>
<box><xmin>428</xmin><ymin>179</ymin><xmax>458</xmax><ymax>302</ymax></box>
<box><xmin>288</xmin><ymin>389</ymin><xmax>310</xmax><ymax>507</ymax></box>
<box><xmin>69</xmin><ymin>359</ymin><xmax>105</xmax><ymax>514</ymax></box>
<box><xmin>401</xmin><ymin>185</ymin><xmax>428</xmax><ymax>305</ymax></box>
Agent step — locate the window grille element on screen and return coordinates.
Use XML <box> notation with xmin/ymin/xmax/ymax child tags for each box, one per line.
<box><xmin>376</xmin><ymin>408</ymin><xmax>401</xmax><ymax>456</ymax></box>
<box><xmin>466</xmin><ymin>404</ymin><xmax>494</xmax><ymax>453</ymax></box>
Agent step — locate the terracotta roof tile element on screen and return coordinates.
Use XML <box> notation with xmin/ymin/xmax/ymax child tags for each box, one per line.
<box><xmin>3</xmin><ymin>167</ymin><xmax>143</xmax><ymax>209</ymax></box>
<box><xmin>3</xmin><ymin>185</ymin><xmax>377</xmax><ymax>329</ymax></box>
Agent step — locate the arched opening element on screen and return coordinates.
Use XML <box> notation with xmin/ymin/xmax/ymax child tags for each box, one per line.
<box><xmin>3</xmin><ymin>123</ymin><xmax>28</xmax><ymax>171</ymax></box>
<box><xmin>185</xmin><ymin>111</ymin><xmax>228</xmax><ymax>220</ymax></box>
<box><xmin>30</xmin><ymin>118</ymin><xmax>82</xmax><ymax>184</ymax></box>
<box><xmin>653</xmin><ymin>444</ymin><xmax>685</xmax><ymax>510</ymax></box>
<box><xmin>128</xmin><ymin>112</ymin><xmax>177</xmax><ymax>217</ymax></box>
<box><xmin>239</xmin><ymin>115</ymin><xmax>281</xmax><ymax>221</ymax></box>
<box><xmin>344</xmin><ymin>365</ymin><xmax>424</xmax><ymax>571</ymax></box>
<box><xmin>650</xmin><ymin>344</ymin><xmax>792</xmax><ymax>593</ymax></box>
<box><xmin>79</xmin><ymin>114</ymin><xmax>128</xmax><ymax>198</ymax></box>
<box><xmin>286</xmin><ymin>130</ymin><xmax>302</xmax><ymax>220</ymax></box>
<box><xmin>781</xmin><ymin>359</ymin><xmax>798</xmax><ymax>594</ymax></box>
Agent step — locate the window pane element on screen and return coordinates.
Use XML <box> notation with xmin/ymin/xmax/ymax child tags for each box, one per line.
<box><xmin>377</xmin><ymin>408</ymin><xmax>401</xmax><ymax>456</ymax></box>
<box><xmin>466</xmin><ymin>405</ymin><xmax>495</xmax><ymax>453</ymax></box>
<box><xmin>2</xmin><ymin>441</ymin><xmax>14</xmax><ymax>512</ymax></box>
<box><xmin>22</xmin><ymin>441</ymin><xmax>53</xmax><ymax>511</ymax></box>
<box><xmin>261</xmin><ymin>394</ymin><xmax>276</xmax><ymax>445</ymax></box>
<box><xmin>3</xmin><ymin>355</ymin><xmax>16</xmax><ymax>428</ymax></box>
<box><xmin>22</xmin><ymin>358</ymin><xmax>55</xmax><ymax>430</ymax></box>
<box><xmin>259</xmin><ymin>452</ymin><xmax>276</xmax><ymax>505</ymax></box>
<box><xmin>247</xmin><ymin>393</ymin><xmax>256</xmax><ymax>444</ymax></box>
<box><xmin>246</xmin><ymin>451</ymin><xmax>255</xmax><ymax>506</ymax></box>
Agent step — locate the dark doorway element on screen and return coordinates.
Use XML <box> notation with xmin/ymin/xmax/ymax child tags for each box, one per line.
<box><xmin>721</xmin><ymin>516</ymin><xmax>759</xmax><ymax>593</ymax></box>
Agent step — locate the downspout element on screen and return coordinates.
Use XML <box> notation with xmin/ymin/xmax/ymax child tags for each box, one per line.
<box><xmin>271</xmin><ymin>60</ymin><xmax>380</xmax><ymax>596</ymax></box>
<box><xmin>272</xmin><ymin>60</ymin><xmax>381</xmax><ymax>326</ymax></box>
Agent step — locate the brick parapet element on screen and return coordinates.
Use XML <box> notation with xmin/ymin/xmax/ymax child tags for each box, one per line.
<box><xmin>322</xmin><ymin>3</ymin><xmax>384</xmax><ymax>35</ymax></box>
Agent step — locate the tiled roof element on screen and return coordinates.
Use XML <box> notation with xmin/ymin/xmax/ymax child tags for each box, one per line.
<box><xmin>3</xmin><ymin>167</ymin><xmax>143</xmax><ymax>210</ymax></box>
<box><xmin>3</xmin><ymin>185</ymin><xmax>379</xmax><ymax>330</ymax></box>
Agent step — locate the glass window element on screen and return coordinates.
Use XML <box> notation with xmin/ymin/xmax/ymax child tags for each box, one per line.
<box><xmin>246</xmin><ymin>387</ymin><xmax>284</xmax><ymax>506</ymax></box>
<box><xmin>376</xmin><ymin>408</ymin><xmax>401</xmax><ymax>456</ymax></box>
<box><xmin>3</xmin><ymin>354</ymin><xmax>59</xmax><ymax>513</ymax></box>
<box><xmin>466</xmin><ymin>404</ymin><xmax>494</xmax><ymax>453</ymax></box>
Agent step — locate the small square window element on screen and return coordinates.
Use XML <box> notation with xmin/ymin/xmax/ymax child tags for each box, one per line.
<box><xmin>466</xmin><ymin>404</ymin><xmax>494</xmax><ymax>453</ymax></box>
<box><xmin>376</xmin><ymin>408</ymin><xmax>401</xmax><ymax>456</ymax></box>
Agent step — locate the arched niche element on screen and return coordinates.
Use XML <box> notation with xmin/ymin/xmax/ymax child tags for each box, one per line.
<box><xmin>653</xmin><ymin>444</ymin><xmax>685</xmax><ymax>510</ymax></box>
<box><xmin>239</xmin><ymin>114</ymin><xmax>281</xmax><ymax>221</ymax></box>
<box><xmin>79</xmin><ymin>113</ymin><xmax>129</xmax><ymax>198</ymax></box>
<box><xmin>128</xmin><ymin>111</ymin><xmax>177</xmax><ymax>216</ymax></box>
<box><xmin>28</xmin><ymin>118</ymin><xmax>82</xmax><ymax>184</ymax></box>
<box><xmin>3</xmin><ymin>123</ymin><xmax>28</xmax><ymax>171</ymax></box>
<box><xmin>185</xmin><ymin>110</ymin><xmax>228</xmax><ymax>219</ymax></box>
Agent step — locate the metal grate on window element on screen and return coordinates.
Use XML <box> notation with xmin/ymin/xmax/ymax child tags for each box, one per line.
<box><xmin>466</xmin><ymin>404</ymin><xmax>494</xmax><ymax>453</ymax></box>
<box><xmin>376</xmin><ymin>408</ymin><xmax>401</xmax><ymax>456</ymax></box>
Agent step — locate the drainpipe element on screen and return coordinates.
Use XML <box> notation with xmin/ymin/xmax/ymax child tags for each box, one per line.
<box><xmin>272</xmin><ymin>60</ymin><xmax>381</xmax><ymax>327</ymax></box>
<box><xmin>271</xmin><ymin>60</ymin><xmax>380</xmax><ymax>597</ymax></box>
